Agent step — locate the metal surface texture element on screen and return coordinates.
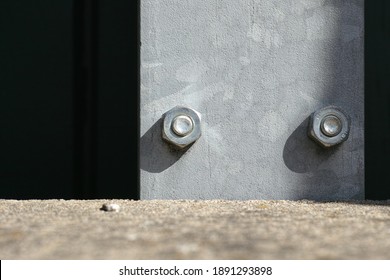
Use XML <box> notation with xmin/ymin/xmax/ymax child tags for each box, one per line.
<box><xmin>308</xmin><ymin>106</ymin><xmax>351</xmax><ymax>148</ymax></box>
<box><xmin>140</xmin><ymin>0</ymin><xmax>364</xmax><ymax>200</ymax></box>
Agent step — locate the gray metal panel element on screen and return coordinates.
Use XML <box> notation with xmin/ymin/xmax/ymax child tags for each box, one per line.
<box><xmin>140</xmin><ymin>0</ymin><xmax>364</xmax><ymax>200</ymax></box>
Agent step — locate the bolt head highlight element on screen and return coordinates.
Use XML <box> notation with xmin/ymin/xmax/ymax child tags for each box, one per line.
<box><xmin>320</xmin><ymin>115</ymin><xmax>342</xmax><ymax>137</ymax></box>
<box><xmin>172</xmin><ymin>115</ymin><xmax>194</xmax><ymax>137</ymax></box>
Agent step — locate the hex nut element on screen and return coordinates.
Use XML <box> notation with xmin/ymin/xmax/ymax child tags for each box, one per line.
<box><xmin>162</xmin><ymin>106</ymin><xmax>202</xmax><ymax>149</ymax></box>
<box><xmin>308</xmin><ymin>106</ymin><xmax>351</xmax><ymax>148</ymax></box>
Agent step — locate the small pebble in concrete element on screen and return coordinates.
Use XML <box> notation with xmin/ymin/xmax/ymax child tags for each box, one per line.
<box><xmin>101</xmin><ymin>203</ymin><xmax>120</xmax><ymax>212</ymax></box>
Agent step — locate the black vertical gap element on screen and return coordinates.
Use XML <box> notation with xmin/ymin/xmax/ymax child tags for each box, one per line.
<box><xmin>94</xmin><ymin>0</ymin><xmax>139</xmax><ymax>199</ymax></box>
<box><xmin>365</xmin><ymin>1</ymin><xmax>390</xmax><ymax>199</ymax></box>
<box><xmin>73</xmin><ymin>0</ymin><xmax>98</xmax><ymax>198</ymax></box>
<box><xmin>137</xmin><ymin>0</ymin><xmax>140</xmax><ymax>199</ymax></box>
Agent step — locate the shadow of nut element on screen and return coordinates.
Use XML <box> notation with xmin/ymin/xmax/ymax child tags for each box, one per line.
<box><xmin>308</xmin><ymin>106</ymin><xmax>351</xmax><ymax>148</ymax></box>
<box><xmin>162</xmin><ymin>106</ymin><xmax>202</xmax><ymax>149</ymax></box>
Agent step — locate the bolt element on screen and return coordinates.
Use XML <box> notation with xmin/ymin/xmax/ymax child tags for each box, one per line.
<box><xmin>308</xmin><ymin>106</ymin><xmax>351</xmax><ymax>148</ymax></box>
<box><xmin>172</xmin><ymin>115</ymin><xmax>194</xmax><ymax>137</ymax></box>
<box><xmin>162</xmin><ymin>106</ymin><xmax>202</xmax><ymax>149</ymax></box>
<box><xmin>320</xmin><ymin>115</ymin><xmax>342</xmax><ymax>137</ymax></box>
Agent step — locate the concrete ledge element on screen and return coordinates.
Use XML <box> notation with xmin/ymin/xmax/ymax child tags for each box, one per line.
<box><xmin>1</xmin><ymin>200</ymin><xmax>389</xmax><ymax>259</ymax></box>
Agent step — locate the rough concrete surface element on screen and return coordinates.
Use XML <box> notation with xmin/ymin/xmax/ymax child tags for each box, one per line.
<box><xmin>1</xmin><ymin>200</ymin><xmax>390</xmax><ymax>259</ymax></box>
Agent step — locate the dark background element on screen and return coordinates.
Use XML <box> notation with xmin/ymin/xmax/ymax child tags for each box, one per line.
<box><xmin>0</xmin><ymin>0</ymin><xmax>139</xmax><ymax>199</ymax></box>
<box><xmin>0</xmin><ymin>1</ymin><xmax>388</xmax><ymax>199</ymax></box>
<box><xmin>365</xmin><ymin>1</ymin><xmax>390</xmax><ymax>200</ymax></box>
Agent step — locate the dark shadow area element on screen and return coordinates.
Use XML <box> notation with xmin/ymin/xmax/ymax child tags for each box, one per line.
<box><xmin>0</xmin><ymin>0</ymin><xmax>139</xmax><ymax>199</ymax></box>
<box><xmin>140</xmin><ymin>118</ymin><xmax>191</xmax><ymax>173</ymax></box>
<box><xmin>94</xmin><ymin>0</ymin><xmax>139</xmax><ymax>199</ymax></box>
<box><xmin>365</xmin><ymin>1</ymin><xmax>390</xmax><ymax>200</ymax></box>
<box><xmin>73</xmin><ymin>0</ymin><xmax>98</xmax><ymax>199</ymax></box>
<box><xmin>283</xmin><ymin>117</ymin><xmax>339</xmax><ymax>174</ymax></box>
<box><xmin>283</xmin><ymin>116</ymin><xmax>362</xmax><ymax>201</ymax></box>
<box><xmin>0</xmin><ymin>0</ymin><xmax>74</xmax><ymax>199</ymax></box>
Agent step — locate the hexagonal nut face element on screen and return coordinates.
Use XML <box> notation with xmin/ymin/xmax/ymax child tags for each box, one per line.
<box><xmin>308</xmin><ymin>106</ymin><xmax>351</xmax><ymax>148</ymax></box>
<box><xmin>162</xmin><ymin>106</ymin><xmax>202</xmax><ymax>149</ymax></box>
